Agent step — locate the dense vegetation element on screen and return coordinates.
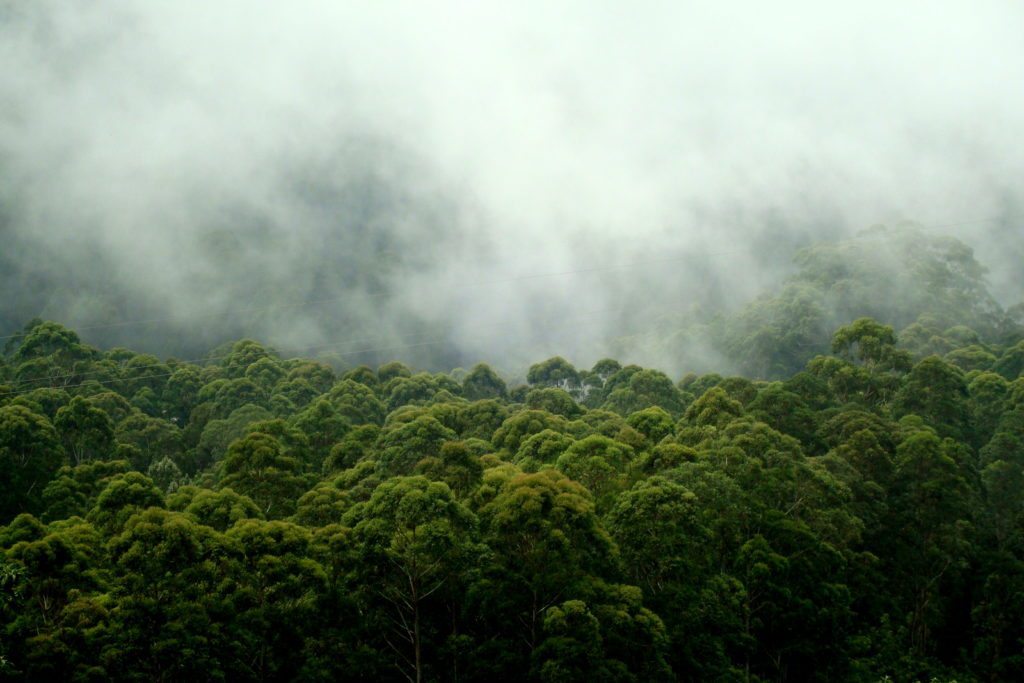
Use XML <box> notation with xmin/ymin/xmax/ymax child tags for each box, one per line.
<box><xmin>1</xmin><ymin>233</ymin><xmax>1023</xmax><ymax>681</ymax></box>
<box><xmin>618</xmin><ymin>226</ymin><xmax>1022</xmax><ymax>379</ymax></box>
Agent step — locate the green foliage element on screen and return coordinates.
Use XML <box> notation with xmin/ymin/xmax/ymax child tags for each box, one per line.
<box><xmin>555</xmin><ymin>435</ymin><xmax>633</xmax><ymax>505</ymax></box>
<box><xmin>893</xmin><ymin>356</ymin><xmax>970</xmax><ymax>440</ymax></box>
<box><xmin>681</xmin><ymin>386</ymin><xmax>744</xmax><ymax>428</ymax></box>
<box><xmin>492</xmin><ymin>409</ymin><xmax>570</xmax><ymax>453</ymax></box>
<box><xmin>322</xmin><ymin>424</ymin><xmax>380</xmax><ymax>474</ymax></box>
<box><xmin>195</xmin><ymin>403</ymin><xmax>273</xmax><ymax>472</ymax></box>
<box><xmin>327</xmin><ymin>379</ymin><xmax>387</xmax><ymax>425</ymax></box>
<box><xmin>169</xmin><ymin>485</ymin><xmax>264</xmax><ymax>531</ymax></box>
<box><xmin>527</xmin><ymin>356</ymin><xmax>581</xmax><ymax>391</ymax></box>
<box><xmin>0</xmin><ymin>404</ymin><xmax>64</xmax><ymax>520</ymax></box>
<box><xmin>54</xmin><ymin>396</ymin><xmax>115</xmax><ymax>465</ymax></box>
<box><xmin>832</xmin><ymin>317</ymin><xmax>912</xmax><ymax>373</ymax></box>
<box><xmin>114</xmin><ymin>412</ymin><xmax>183</xmax><ymax>471</ymax></box>
<box><xmin>291</xmin><ymin>397</ymin><xmax>350</xmax><ymax>468</ymax></box>
<box><xmin>87</xmin><ymin>471</ymin><xmax>164</xmax><ymax>534</ymax></box>
<box><xmin>376</xmin><ymin>414</ymin><xmax>456</xmax><ymax>477</ymax></box>
<box><xmin>222</xmin><ymin>339</ymin><xmax>277</xmax><ymax>378</ymax></box>
<box><xmin>2</xmin><ymin>304</ymin><xmax>1024</xmax><ymax>680</ymax></box>
<box><xmin>526</xmin><ymin>387</ymin><xmax>582</xmax><ymax>418</ymax></box>
<box><xmin>219</xmin><ymin>433</ymin><xmax>305</xmax><ymax>519</ymax></box>
<box><xmin>346</xmin><ymin>476</ymin><xmax>480</xmax><ymax>682</ymax></box>
<box><xmin>625</xmin><ymin>406</ymin><xmax>674</xmax><ymax>444</ymax></box>
<box><xmin>41</xmin><ymin>459</ymin><xmax>131</xmax><ymax>521</ymax></box>
<box><xmin>514</xmin><ymin>429</ymin><xmax>575</xmax><ymax>471</ymax></box>
<box><xmin>462</xmin><ymin>363</ymin><xmax>507</xmax><ymax>400</ymax></box>
<box><xmin>603</xmin><ymin>368</ymin><xmax>686</xmax><ymax>417</ymax></box>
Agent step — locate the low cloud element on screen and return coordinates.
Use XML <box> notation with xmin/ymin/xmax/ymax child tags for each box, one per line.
<box><xmin>1</xmin><ymin>1</ymin><xmax>1021</xmax><ymax>372</ymax></box>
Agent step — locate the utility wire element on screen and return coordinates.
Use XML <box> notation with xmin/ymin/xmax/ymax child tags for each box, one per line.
<box><xmin>1</xmin><ymin>216</ymin><xmax>999</xmax><ymax>342</ymax></box>
<box><xmin>1</xmin><ymin>306</ymin><xmax>623</xmax><ymax>397</ymax></box>
<box><xmin>0</xmin><ymin>215</ymin><xmax>1008</xmax><ymax>396</ymax></box>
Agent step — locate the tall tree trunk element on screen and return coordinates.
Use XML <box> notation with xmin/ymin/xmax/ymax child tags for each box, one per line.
<box><xmin>414</xmin><ymin>598</ymin><xmax>422</xmax><ymax>683</ymax></box>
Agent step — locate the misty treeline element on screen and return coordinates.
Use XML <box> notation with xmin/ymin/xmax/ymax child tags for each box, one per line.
<box><xmin>2</xmin><ymin>225</ymin><xmax>1021</xmax><ymax>378</ymax></box>
<box><xmin>0</xmin><ymin>231</ymin><xmax>1023</xmax><ymax>682</ymax></box>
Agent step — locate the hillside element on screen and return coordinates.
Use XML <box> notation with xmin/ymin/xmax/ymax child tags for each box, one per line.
<box><xmin>1</xmin><ymin>292</ymin><xmax>1023</xmax><ymax>680</ymax></box>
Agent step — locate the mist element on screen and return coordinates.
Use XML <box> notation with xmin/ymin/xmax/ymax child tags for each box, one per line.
<box><xmin>2</xmin><ymin>1</ymin><xmax>1022</xmax><ymax>374</ymax></box>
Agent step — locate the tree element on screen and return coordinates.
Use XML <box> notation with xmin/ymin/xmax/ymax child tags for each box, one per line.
<box><xmin>531</xmin><ymin>582</ymin><xmax>673</xmax><ymax>682</ymax></box>
<box><xmin>87</xmin><ymin>471</ymin><xmax>164</xmax><ymax>534</ymax></box>
<box><xmin>211</xmin><ymin>378</ymin><xmax>268</xmax><ymax>417</ymax></box>
<box><xmin>531</xmin><ymin>599</ymin><xmax>605</xmax><ymax>682</ymax></box>
<box><xmin>40</xmin><ymin>459</ymin><xmax>130</xmax><ymax>521</ymax></box>
<box><xmin>86</xmin><ymin>391</ymin><xmax>135</xmax><ymax>424</ymax></box>
<box><xmin>376</xmin><ymin>415</ymin><xmax>456</xmax><ymax>477</ymax></box>
<box><xmin>285</xmin><ymin>360</ymin><xmax>336</xmax><ymax>394</ymax></box>
<box><xmin>386</xmin><ymin>374</ymin><xmax>443</xmax><ymax>412</ymax></box>
<box><xmin>476</xmin><ymin>469</ymin><xmax>617</xmax><ymax>659</ymax></box>
<box><xmin>967</xmin><ymin>372</ymin><xmax>1009</xmax><ymax>449</ymax></box>
<box><xmin>9</xmin><ymin>387</ymin><xmax>70</xmax><ymax>419</ymax></box>
<box><xmin>291</xmin><ymin>398</ymin><xmax>349</xmax><ymax>468</ymax></box>
<box><xmin>345</xmin><ymin>476</ymin><xmax>479</xmax><ymax>683</ymax></box>
<box><xmin>748</xmin><ymin>383</ymin><xmax>820</xmax><ymax>450</ymax></box>
<box><xmin>606</xmin><ymin>477</ymin><xmax>709</xmax><ymax>598</ymax></box>
<box><xmin>219</xmin><ymin>433</ymin><xmax>306</xmax><ymax>519</ymax></box>
<box><xmin>11</xmin><ymin>321</ymin><xmax>96</xmax><ymax>381</ymax></box>
<box><xmin>527</xmin><ymin>357</ymin><xmax>581</xmax><ymax>392</ymax></box>
<box><xmin>555</xmin><ymin>435</ymin><xmax>633</xmax><ymax>506</ymax></box>
<box><xmin>53</xmin><ymin>396</ymin><xmax>115</xmax><ymax>465</ymax></box>
<box><xmin>272</xmin><ymin>378</ymin><xmax>319</xmax><ymax>411</ymax></box>
<box><xmin>221</xmin><ymin>339</ymin><xmax>277</xmax><ymax>378</ymax></box>
<box><xmin>462</xmin><ymin>363</ymin><xmax>507</xmax><ymax>401</ymax></box>
<box><xmin>292</xmin><ymin>482</ymin><xmax>352</xmax><ymax>527</ymax></box>
<box><xmin>103</xmin><ymin>508</ymin><xmax>241</xmax><ymax>680</ymax></box>
<box><xmin>491</xmin><ymin>410</ymin><xmax>569</xmax><ymax>454</ymax></box>
<box><xmin>605</xmin><ymin>478</ymin><xmax>713</xmax><ymax>677</ymax></box>
<box><xmin>328</xmin><ymin>379</ymin><xmax>387</xmax><ymax>426</ymax></box>
<box><xmin>455</xmin><ymin>399</ymin><xmax>509</xmax><ymax>441</ymax></box>
<box><xmin>162</xmin><ymin>365</ymin><xmax>204</xmax><ymax>423</ymax></box>
<box><xmin>119</xmin><ymin>353</ymin><xmax>170</xmax><ymax>397</ymax></box>
<box><xmin>603</xmin><ymin>369</ymin><xmax>685</xmax><ymax>417</ymax></box>
<box><xmin>893</xmin><ymin>356</ymin><xmax>970</xmax><ymax>441</ymax></box>
<box><xmin>945</xmin><ymin>345</ymin><xmax>997</xmax><ymax>373</ymax></box>
<box><xmin>226</xmin><ymin>519</ymin><xmax>328</xmax><ymax>681</ymax></box>
<box><xmin>625</xmin><ymin>407</ymin><xmax>675</xmax><ymax>445</ymax></box>
<box><xmin>831</xmin><ymin>317</ymin><xmax>911</xmax><ymax>372</ymax></box>
<box><xmin>168</xmin><ymin>486</ymin><xmax>264</xmax><ymax>532</ymax></box>
<box><xmin>732</xmin><ymin>522</ymin><xmax>853</xmax><ymax>681</ymax></box>
<box><xmin>885</xmin><ymin>431</ymin><xmax>973</xmax><ymax>660</ymax></box>
<box><xmin>0</xmin><ymin>405</ymin><xmax>64</xmax><ymax>521</ymax></box>
<box><xmin>681</xmin><ymin>387</ymin><xmax>744</xmax><ymax>428</ymax></box>
<box><xmin>341</xmin><ymin>365</ymin><xmax>380</xmax><ymax>390</ymax></box>
<box><xmin>2</xmin><ymin>518</ymin><xmax>106</xmax><ymax>677</ymax></box>
<box><xmin>194</xmin><ymin>403</ymin><xmax>273</xmax><ymax>472</ymax></box>
<box><xmin>114</xmin><ymin>413</ymin><xmax>183</xmax><ymax>471</ymax></box>
<box><xmin>526</xmin><ymin>387</ymin><xmax>582</xmax><ymax>418</ymax></box>
<box><xmin>147</xmin><ymin>456</ymin><xmax>185</xmax><ymax>492</ymax></box>
<box><xmin>378</xmin><ymin>361</ymin><xmax>413</xmax><ymax>383</ymax></box>
<box><xmin>322</xmin><ymin>424</ymin><xmax>381</xmax><ymax>474</ymax></box>
<box><xmin>992</xmin><ymin>340</ymin><xmax>1024</xmax><ymax>380</ymax></box>
<box><xmin>414</xmin><ymin>441</ymin><xmax>484</xmax><ymax>499</ymax></box>
<box><xmin>514</xmin><ymin>429</ymin><xmax>575</xmax><ymax>471</ymax></box>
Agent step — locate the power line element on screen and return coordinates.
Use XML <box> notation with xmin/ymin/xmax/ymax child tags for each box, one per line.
<box><xmin>3</xmin><ymin>327</ymin><xmax>455</xmax><ymax>390</ymax></box>
<box><xmin>1</xmin><ymin>306</ymin><xmax>622</xmax><ymax>397</ymax></box>
<box><xmin>0</xmin><ymin>215</ymin><xmax>1008</xmax><ymax>394</ymax></box>
<box><xmin>0</xmin><ymin>250</ymin><xmax>743</xmax><ymax>341</ymax></box>
<box><xmin>3</xmin><ymin>215</ymin><xmax>1000</xmax><ymax>342</ymax></box>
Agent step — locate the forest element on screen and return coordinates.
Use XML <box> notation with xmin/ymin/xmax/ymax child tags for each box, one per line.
<box><xmin>0</xmin><ymin>229</ymin><xmax>1022</xmax><ymax>682</ymax></box>
<box><xmin>4</xmin><ymin>0</ymin><xmax>1024</xmax><ymax>679</ymax></box>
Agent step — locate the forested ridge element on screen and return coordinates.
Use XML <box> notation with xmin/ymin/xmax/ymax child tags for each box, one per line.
<box><xmin>1</xmin><ymin>234</ymin><xmax>1024</xmax><ymax>682</ymax></box>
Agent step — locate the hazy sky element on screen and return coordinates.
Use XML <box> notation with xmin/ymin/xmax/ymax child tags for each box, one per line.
<box><xmin>1</xmin><ymin>1</ymin><xmax>1022</xmax><ymax>370</ymax></box>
